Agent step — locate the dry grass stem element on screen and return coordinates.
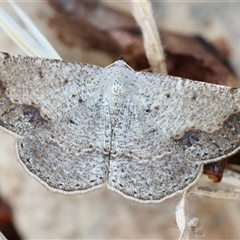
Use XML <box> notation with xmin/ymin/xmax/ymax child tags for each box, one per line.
<box><xmin>190</xmin><ymin>169</ymin><xmax>240</xmax><ymax>201</ymax></box>
<box><xmin>0</xmin><ymin>0</ymin><xmax>60</xmax><ymax>59</ymax></box>
<box><xmin>0</xmin><ymin>231</ymin><xmax>7</xmax><ymax>240</ymax></box>
<box><xmin>131</xmin><ymin>0</ymin><xmax>167</xmax><ymax>74</ymax></box>
<box><xmin>176</xmin><ymin>190</ymin><xmax>190</xmax><ymax>240</ymax></box>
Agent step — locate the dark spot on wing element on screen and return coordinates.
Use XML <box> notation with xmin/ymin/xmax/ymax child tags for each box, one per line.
<box><xmin>175</xmin><ymin>130</ymin><xmax>200</xmax><ymax>148</ymax></box>
<box><xmin>173</xmin><ymin>112</ymin><xmax>240</xmax><ymax>161</ymax></box>
<box><xmin>0</xmin><ymin>80</ymin><xmax>6</xmax><ymax>94</ymax></box>
<box><xmin>63</xmin><ymin>79</ymin><xmax>69</xmax><ymax>85</ymax></box>
<box><xmin>23</xmin><ymin>105</ymin><xmax>45</xmax><ymax>123</ymax></box>
<box><xmin>149</xmin><ymin>129</ymin><xmax>156</xmax><ymax>133</ymax></box>
<box><xmin>69</xmin><ymin>119</ymin><xmax>76</xmax><ymax>124</ymax></box>
<box><xmin>0</xmin><ymin>79</ymin><xmax>48</xmax><ymax>135</ymax></box>
<box><xmin>191</xmin><ymin>94</ymin><xmax>196</xmax><ymax>100</ymax></box>
<box><xmin>229</xmin><ymin>87</ymin><xmax>238</xmax><ymax>94</ymax></box>
<box><xmin>2</xmin><ymin>52</ymin><xmax>10</xmax><ymax>61</ymax></box>
<box><xmin>39</xmin><ymin>70</ymin><xmax>44</xmax><ymax>79</ymax></box>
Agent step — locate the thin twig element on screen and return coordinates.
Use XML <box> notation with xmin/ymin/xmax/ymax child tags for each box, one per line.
<box><xmin>131</xmin><ymin>0</ymin><xmax>167</xmax><ymax>74</ymax></box>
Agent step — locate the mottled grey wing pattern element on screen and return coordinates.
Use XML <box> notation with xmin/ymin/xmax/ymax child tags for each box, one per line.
<box><xmin>107</xmin><ymin>65</ymin><xmax>240</xmax><ymax>202</ymax></box>
<box><xmin>1</xmin><ymin>52</ymin><xmax>240</xmax><ymax>203</ymax></box>
<box><xmin>0</xmin><ymin>52</ymin><xmax>110</xmax><ymax>193</ymax></box>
